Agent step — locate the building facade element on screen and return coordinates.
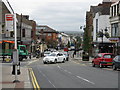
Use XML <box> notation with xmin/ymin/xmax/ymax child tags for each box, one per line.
<box><xmin>110</xmin><ymin>1</ymin><xmax>120</xmax><ymax>55</ymax></box>
<box><xmin>1</xmin><ymin>1</ymin><xmax>36</xmax><ymax>53</ymax></box>
<box><xmin>86</xmin><ymin>0</ymin><xmax>114</xmax><ymax>56</ymax></box>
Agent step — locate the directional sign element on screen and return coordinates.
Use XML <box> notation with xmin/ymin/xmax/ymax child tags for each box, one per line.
<box><xmin>5</xmin><ymin>14</ymin><xmax>14</xmax><ymax>31</ymax></box>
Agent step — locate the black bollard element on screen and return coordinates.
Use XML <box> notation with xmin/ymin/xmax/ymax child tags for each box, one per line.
<box><xmin>12</xmin><ymin>63</ymin><xmax>21</xmax><ymax>75</ymax></box>
<box><xmin>12</xmin><ymin>64</ymin><xmax>16</xmax><ymax>75</ymax></box>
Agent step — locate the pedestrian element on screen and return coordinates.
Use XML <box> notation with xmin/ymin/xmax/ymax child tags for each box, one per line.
<box><xmin>73</xmin><ymin>50</ymin><xmax>76</xmax><ymax>58</ymax></box>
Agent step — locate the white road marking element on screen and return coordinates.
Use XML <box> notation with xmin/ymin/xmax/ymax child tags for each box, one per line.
<box><xmin>37</xmin><ymin>67</ymin><xmax>56</xmax><ymax>88</ymax></box>
<box><xmin>27</xmin><ymin>60</ymin><xmax>38</xmax><ymax>65</ymax></box>
<box><xmin>57</xmin><ymin>65</ymin><xmax>95</xmax><ymax>85</ymax></box>
<box><xmin>48</xmin><ymin>81</ymin><xmax>56</xmax><ymax>88</ymax></box>
<box><xmin>76</xmin><ymin>76</ymin><xmax>95</xmax><ymax>84</ymax></box>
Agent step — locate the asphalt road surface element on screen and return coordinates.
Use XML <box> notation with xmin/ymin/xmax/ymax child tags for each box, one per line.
<box><xmin>25</xmin><ymin>57</ymin><xmax>119</xmax><ymax>89</ymax></box>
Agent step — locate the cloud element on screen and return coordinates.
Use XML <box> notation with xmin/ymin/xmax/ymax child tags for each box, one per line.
<box><xmin>7</xmin><ymin>0</ymin><xmax>103</xmax><ymax>31</ymax></box>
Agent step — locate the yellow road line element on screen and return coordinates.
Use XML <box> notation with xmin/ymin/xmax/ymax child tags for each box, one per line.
<box><xmin>29</xmin><ymin>68</ymin><xmax>40</xmax><ymax>90</ymax></box>
<box><xmin>29</xmin><ymin>70</ymin><xmax>37</xmax><ymax>90</ymax></box>
<box><xmin>31</xmin><ymin>69</ymin><xmax>40</xmax><ymax>89</ymax></box>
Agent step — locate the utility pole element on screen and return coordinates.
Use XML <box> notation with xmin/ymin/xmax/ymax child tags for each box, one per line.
<box><xmin>19</xmin><ymin>13</ymin><xmax>22</xmax><ymax>45</ymax></box>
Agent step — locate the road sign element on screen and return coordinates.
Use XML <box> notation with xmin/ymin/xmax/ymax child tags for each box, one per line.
<box><xmin>5</xmin><ymin>14</ymin><xmax>14</xmax><ymax>31</ymax></box>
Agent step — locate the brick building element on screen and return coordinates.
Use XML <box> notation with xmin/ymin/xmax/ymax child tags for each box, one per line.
<box><xmin>36</xmin><ymin>25</ymin><xmax>59</xmax><ymax>49</ymax></box>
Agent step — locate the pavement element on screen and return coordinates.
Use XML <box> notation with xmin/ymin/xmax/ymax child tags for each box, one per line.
<box><xmin>0</xmin><ymin>58</ymin><xmax>33</xmax><ymax>90</ymax></box>
<box><xmin>73</xmin><ymin>55</ymin><xmax>93</xmax><ymax>63</ymax></box>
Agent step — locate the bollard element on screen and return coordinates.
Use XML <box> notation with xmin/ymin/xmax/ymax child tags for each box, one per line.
<box><xmin>12</xmin><ymin>64</ymin><xmax>16</xmax><ymax>75</ymax></box>
<box><xmin>12</xmin><ymin>63</ymin><xmax>20</xmax><ymax>75</ymax></box>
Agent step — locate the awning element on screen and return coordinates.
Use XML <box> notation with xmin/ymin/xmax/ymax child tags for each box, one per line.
<box><xmin>0</xmin><ymin>40</ymin><xmax>14</xmax><ymax>43</ymax></box>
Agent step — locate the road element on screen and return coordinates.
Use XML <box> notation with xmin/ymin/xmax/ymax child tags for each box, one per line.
<box><xmin>23</xmin><ymin>56</ymin><xmax>119</xmax><ymax>89</ymax></box>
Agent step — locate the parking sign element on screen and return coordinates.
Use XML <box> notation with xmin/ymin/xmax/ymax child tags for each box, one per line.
<box><xmin>5</xmin><ymin>14</ymin><xmax>14</xmax><ymax>31</ymax></box>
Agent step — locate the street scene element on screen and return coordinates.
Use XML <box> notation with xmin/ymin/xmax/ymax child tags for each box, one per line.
<box><xmin>0</xmin><ymin>0</ymin><xmax>120</xmax><ymax>90</ymax></box>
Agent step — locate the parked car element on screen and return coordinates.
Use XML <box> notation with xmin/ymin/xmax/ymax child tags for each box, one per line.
<box><xmin>92</xmin><ymin>53</ymin><xmax>114</xmax><ymax>68</ymax></box>
<box><xmin>62</xmin><ymin>52</ymin><xmax>69</xmax><ymax>61</ymax></box>
<box><xmin>43</xmin><ymin>52</ymin><xmax>66</xmax><ymax>64</ymax></box>
<box><xmin>112</xmin><ymin>55</ymin><xmax>120</xmax><ymax>70</ymax></box>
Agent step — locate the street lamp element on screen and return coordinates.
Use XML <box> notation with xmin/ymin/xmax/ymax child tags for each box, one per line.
<box><xmin>98</xmin><ymin>27</ymin><xmax>110</xmax><ymax>53</ymax></box>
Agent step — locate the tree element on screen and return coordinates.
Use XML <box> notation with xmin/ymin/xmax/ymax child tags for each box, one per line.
<box><xmin>75</xmin><ymin>36</ymin><xmax>82</xmax><ymax>49</ymax></box>
<box><xmin>67</xmin><ymin>41</ymin><xmax>71</xmax><ymax>48</ymax></box>
<box><xmin>83</xmin><ymin>27</ymin><xmax>92</xmax><ymax>54</ymax></box>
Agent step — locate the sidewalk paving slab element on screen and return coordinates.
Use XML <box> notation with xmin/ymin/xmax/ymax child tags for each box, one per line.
<box><xmin>0</xmin><ymin>63</ymin><xmax>33</xmax><ymax>89</ymax></box>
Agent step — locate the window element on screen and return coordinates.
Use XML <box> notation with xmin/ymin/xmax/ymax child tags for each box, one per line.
<box><xmin>22</xmin><ymin>29</ymin><xmax>25</xmax><ymax>37</ymax></box>
<box><xmin>96</xmin><ymin>19</ymin><xmax>98</xmax><ymax>41</ymax></box>
<box><xmin>103</xmin><ymin>55</ymin><xmax>112</xmax><ymax>58</ymax></box>
<box><xmin>111</xmin><ymin>6</ymin><xmax>113</xmax><ymax>17</ymax></box>
<box><xmin>114</xmin><ymin>5</ymin><xmax>116</xmax><ymax>16</ymax></box>
<box><xmin>48</xmin><ymin>33</ymin><xmax>51</xmax><ymax>36</ymax></box>
<box><xmin>111</xmin><ymin>23</ymin><xmax>119</xmax><ymax>37</ymax></box>
<box><xmin>118</xmin><ymin>56</ymin><xmax>120</xmax><ymax>61</ymax></box>
<box><xmin>117</xmin><ymin>4</ymin><xmax>119</xmax><ymax>15</ymax></box>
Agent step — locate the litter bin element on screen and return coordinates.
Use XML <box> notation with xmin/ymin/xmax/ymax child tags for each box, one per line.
<box><xmin>82</xmin><ymin>55</ymin><xmax>89</xmax><ymax>61</ymax></box>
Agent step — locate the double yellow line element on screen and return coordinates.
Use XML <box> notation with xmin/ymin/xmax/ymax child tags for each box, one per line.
<box><xmin>29</xmin><ymin>68</ymin><xmax>40</xmax><ymax>90</ymax></box>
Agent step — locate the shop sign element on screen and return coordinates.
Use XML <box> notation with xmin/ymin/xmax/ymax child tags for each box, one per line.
<box><xmin>109</xmin><ymin>38</ymin><xmax>120</xmax><ymax>43</ymax></box>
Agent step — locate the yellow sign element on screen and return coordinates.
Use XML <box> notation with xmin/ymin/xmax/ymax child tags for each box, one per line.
<box><xmin>5</xmin><ymin>58</ymin><xmax>11</xmax><ymax>62</ymax></box>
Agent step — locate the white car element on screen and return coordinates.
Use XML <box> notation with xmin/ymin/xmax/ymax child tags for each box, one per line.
<box><xmin>43</xmin><ymin>52</ymin><xmax>66</xmax><ymax>64</ymax></box>
<box><xmin>62</xmin><ymin>52</ymin><xmax>69</xmax><ymax>61</ymax></box>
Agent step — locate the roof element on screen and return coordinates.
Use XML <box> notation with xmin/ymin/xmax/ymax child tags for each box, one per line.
<box><xmin>90</xmin><ymin>5</ymin><xmax>110</xmax><ymax>15</ymax></box>
<box><xmin>36</xmin><ymin>25</ymin><xmax>58</xmax><ymax>33</ymax></box>
<box><xmin>90</xmin><ymin>1</ymin><xmax>112</xmax><ymax>16</ymax></box>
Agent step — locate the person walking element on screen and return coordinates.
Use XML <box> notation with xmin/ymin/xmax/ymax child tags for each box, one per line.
<box><xmin>73</xmin><ymin>50</ymin><xmax>76</xmax><ymax>58</ymax></box>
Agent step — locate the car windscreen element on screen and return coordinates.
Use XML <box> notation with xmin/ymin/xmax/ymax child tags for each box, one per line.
<box><xmin>49</xmin><ymin>53</ymin><xmax>56</xmax><ymax>56</ymax></box>
<box><xmin>44</xmin><ymin>51</ymin><xmax>51</xmax><ymax>54</ymax></box>
<box><xmin>20</xmin><ymin>47</ymin><xmax>26</xmax><ymax>50</ymax></box>
<box><xmin>103</xmin><ymin>54</ymin><xmax>112</xmax><ymax>58</ymax></box>
<box><xmin>118</xmin><ymin>56</ymin><xmax>120</xmax><ymax>61</ymax></box>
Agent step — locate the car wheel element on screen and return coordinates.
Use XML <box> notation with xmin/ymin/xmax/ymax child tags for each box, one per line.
<box><xmin>92</xmin><ymin>62</ymin><xmax>95</xmax><ymax>67</ymax></box>
<box><xmin>43</xmin><ymin>62</ymin><xmax>47</xmax><ymax>64</ymax></box>
<box><xmin>113</xmin><ymin>64</ymin><xmax>117</xmax><ymax>70</ymax></box>
<box><xmin>99</xmin><ymin>63</ymin><xmax>103</xmax><ymax>68</ymax></box>
<box><xmin>62</xmin><ymin>59</ymin><xmax>65</xmax><ymax>63</ymax></box>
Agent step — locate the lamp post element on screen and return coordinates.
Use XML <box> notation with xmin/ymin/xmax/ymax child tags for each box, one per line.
<box><xmin>98</xmin><ymin>27</ymin><xmax>109</xmax><ymax>53</ymax></box>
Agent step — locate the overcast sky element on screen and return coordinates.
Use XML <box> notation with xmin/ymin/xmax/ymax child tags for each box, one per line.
<box><xmin>4</xmin><ymin>0</ymin><xmax>103</xmax><ymax>32</ymax></box>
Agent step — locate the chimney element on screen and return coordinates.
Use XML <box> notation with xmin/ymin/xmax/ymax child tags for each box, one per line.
<box><xmin>23</xmin><ymin>15</ymin><xmax>29</xmax><ymax>20</ymax></box>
